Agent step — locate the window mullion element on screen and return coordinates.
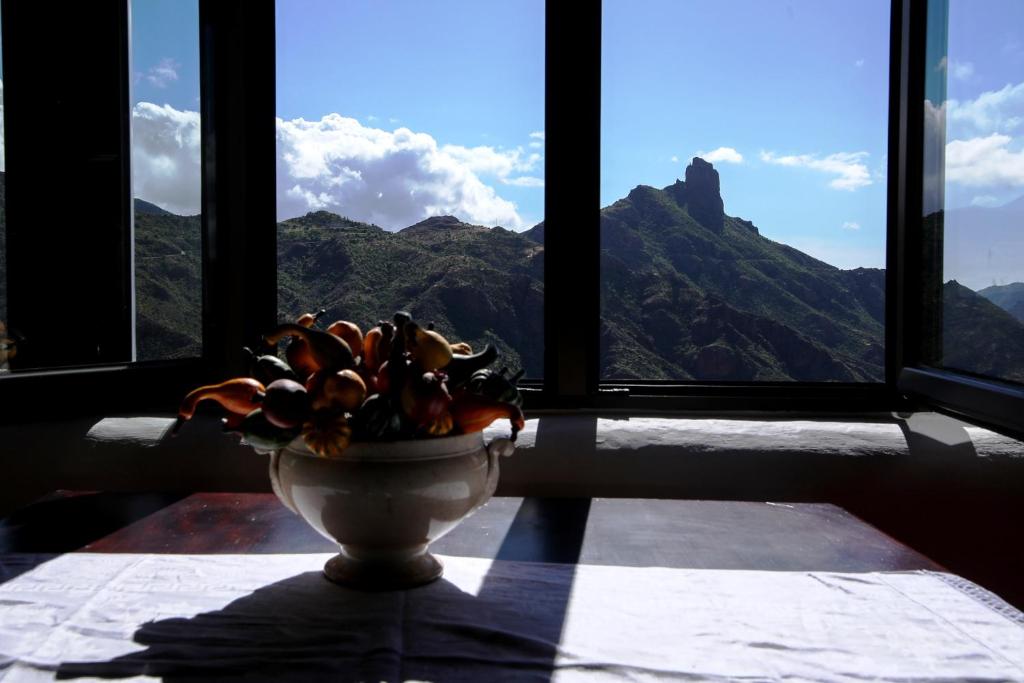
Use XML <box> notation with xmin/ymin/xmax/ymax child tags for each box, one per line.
<box><xmin>198</xmin><ymin>0</ymin><xmax>277</xmax><ymax>380</ymax></box>
<box><xmin>544</xmin><ymin>0</ymin><xmax>602</xmax><ymax>404</ymax></box>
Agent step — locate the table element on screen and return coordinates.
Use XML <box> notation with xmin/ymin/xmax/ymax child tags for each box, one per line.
<box><xmin>0</xmin><ymin>492</ymin><xmax>941</xmax><ymax>570</ymax></box>
<box><xmin>3</xmin><ymin>494</ymin><xmax>1023</xmax><ymax>682</ymax></box>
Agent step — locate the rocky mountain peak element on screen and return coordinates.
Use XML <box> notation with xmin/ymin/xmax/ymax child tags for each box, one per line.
<box><xmin>662</xmin><ymin>158</ymin><xmax>725</xmax><ymax>233</ymax></box>
<box><xmin>682</xmin><ymin>157</ymin><xmax>724</xmax><ymax>233</ymax></box>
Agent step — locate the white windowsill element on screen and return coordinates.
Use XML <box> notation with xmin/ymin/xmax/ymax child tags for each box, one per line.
<box><xmin>1</xmin><ymin>412</ymin><xmax>1021</xmax><ymax>515</ymax></box>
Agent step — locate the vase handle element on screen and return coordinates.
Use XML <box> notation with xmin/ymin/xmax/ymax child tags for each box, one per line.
<box><xmin>268</xmin><ymin>450</ymin><xmax>299</xmax><ymax>514</ymax></box>
<box><xmin>484</xmin><ymin>437</ymin><xmax>515</xmax><ymax>500</ymax></box>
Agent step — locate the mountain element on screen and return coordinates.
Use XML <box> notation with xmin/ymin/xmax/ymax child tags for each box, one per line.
<box><xmin>134</xmin><ymin>198</ymin><xmax>172</xmax><ymax>216</ymax></box>
<box><xmin>979</xmin><ymin>282</ymin><xmax>1024</xmax><ymax>322</ymax></box>
<box><xmin>277</xmin><ymin>213</ymin><xmax>543</xmax><ymax>374</ymax></box>
<box><xmin>600</xmin><ymin>159</ymin><xmax>885</xmax><ymax>381</ymax></box>
<box><xmin>943</xmin><ymin>281</ymin><xmax>1024</xmax><ymax>383</ymax></box>
<box><xmin>134</xmin><ymin>209</ymin><xmax>202</xmax><ymax>360</ymax></box>
<box><xmin>4</xmin><ymin>162</ymin><xmax>1023</xmax><ymax>383</ymax></box>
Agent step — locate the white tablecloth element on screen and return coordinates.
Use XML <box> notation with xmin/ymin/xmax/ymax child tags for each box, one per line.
<box><xmin>1</xmin><ymin>553</ymin><xmax>1023</xmax><ymax>682</ymax></box>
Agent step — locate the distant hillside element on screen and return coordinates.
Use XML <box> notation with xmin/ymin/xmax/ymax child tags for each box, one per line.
<box><xmin>979</xmin><ymin>282</ymin><xmax>1024</xmax><ymax>322</ymax></box>
<box><xmin>4</xmin><ymin>163</ymin><xmax>1022</xmax><ymax>383</ymax></box>
<box><xmin>134</xmin><ymin>209</ymin><xmax>202</xmax><ymax>360</ymax></box>
<box><xmin>943</xmin><ymin>281</ymin><xmax>1024</xmax><ymax>383</ymax></box>
<box><xmin>277</xmin><ymin>213</ymin><xmax>543</xmax><ymax>374</ymax></box>
<box><xmin>134</xmin><ymin>198</ymin><xmax>172</xmax><ymax>216</ymax></box>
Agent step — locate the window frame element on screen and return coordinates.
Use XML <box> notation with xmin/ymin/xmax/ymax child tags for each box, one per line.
<box><xmin>891</xmin><ymin>0</ymin><xmax>1024</xmax><ymax>439</ymax></box>
<box><xmin>0</xmin><ymin>0</ymin><xmax>1021</xmax><ymax>440</ymax></box>
<box><xmin>0</xmin><ymin>0</ymin><xmax>276</xmax><ymax>422</ymax></box>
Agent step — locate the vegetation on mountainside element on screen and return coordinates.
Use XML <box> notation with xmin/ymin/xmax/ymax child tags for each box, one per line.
<box><xmin>4</xmin><ymin>164</ymin><xmax>1022</xmax><ymax>384</ymax></box>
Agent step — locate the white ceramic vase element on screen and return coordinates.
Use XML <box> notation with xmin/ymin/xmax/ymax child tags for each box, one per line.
<box><xmin>268</xmin><ymin>431</ymin><xmax>515</xmax><ymax>590</ymax></box>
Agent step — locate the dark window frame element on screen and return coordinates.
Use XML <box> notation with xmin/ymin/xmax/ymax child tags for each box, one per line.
<box><xmin>0</xmin><ymin>0</ymin><xmax>1021</xmax><ymax>439</ymax></box>
<box><xmin>891</xmin><ymin>0</ymin><xmax>1024</xmax><ymax>439</ymax></box>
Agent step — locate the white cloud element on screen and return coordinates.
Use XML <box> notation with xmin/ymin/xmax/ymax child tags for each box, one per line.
<box><xmin>951</xmin><ymin>60</ymin><xmax>974</xmax><ymax>81</ymax></box>
<box><xmin>970</xmin><ymin>194</ymin><xmax>1001</xmax><ymax>207</ymax></box>
<box><xmin>529</xmin><ymin>130</ymin><xmax>545</xmax><ymax>149</ymax></box>
<box><xmin>389</xmin><ymin>117</ymin><xmax>400</xmax><ymax>124</ymax></box>
<box><xmin>131</xmin><ymin>102</ymin><xmax>201</xmax><ymax>215</ymax></box>
<box><xmin>275</xmin><ymin>113</ymin><xmax>536</xmax><ymax>228</ymax></box>
<box><xmin>670</xmin><ymin>155</ymin><xmax>679</xmax><ymax>163</ymax></box>
<box><xmin>842</xmin><ymin>221</ymin><xmax>861</xmax><ymax>231</ymax></box>
<box><xmin>145</xmin><ymin>58</ymin><xmax>179</xmax><ymax>89</ymax></box>
<box><xmin>855</xmin><ymin>59</ymin><xmax>865</xmax><ymax>68</ymax></box>
<box><xmin>365</xmin><ymin>115</ymin><xmax>378</xmax><ymax>122</ymax></box>
<box><xmin>698</xmin><ymin>146</ymin><xmax>743</xmax><ymax>164</ymax></box>
<box><xmin>923</xmin><ymin>99</ymin><xmax>947</xmax><ymax>214</ymax></box>
<box><xmin>131</xmin><ymin>104</ymin><xmax>542</xmax><ymax>228</ymax></box>
<box><xmin>947</xmin><ymin>81</ymin><xmax>1024</xmax><ymax>135</ymax></box>
<box><xmin>502</xmin><ymin>176</ymin><xmax>544</xmax><ymax>187</ymax></box>
<box><xmin>937</xmin><ymin>56</ymin><xmax>975</xmax><ymax>81</ymax></box>
<box><xmin>945</xmin><ymin>133</ymin><xmax>1024</xmax><ymax>186</ymax></box>
<box><xmin>442</xmin><ymin>144</ymin><xmax>540</xmax><ymax>178</ymax></box>
<box><xmin>759</xmin><ymin>150</ymin><xmax>872</xmax><ymax>190</ymax></box>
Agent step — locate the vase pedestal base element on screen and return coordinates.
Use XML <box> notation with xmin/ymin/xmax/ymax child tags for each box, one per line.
<box><xmin>323</xmin><ymin>547</ymin><xmax>443</xmax><ymax>591</ymax></box>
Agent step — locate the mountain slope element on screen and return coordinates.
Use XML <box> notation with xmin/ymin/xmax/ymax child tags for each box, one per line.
<box><xmin>600</xmin><ymin>159</ymin><xmax>885</xmax><ymax>381</ymax></box>
<box><xmin>943</xmin><ymin>281</ymin><xmax>1024</xmax><ymax>383</ymax></box>
<box><xmin>134</xmin><ymin>210</ymin><xmax>202</xmax><ymax>360</ymax></box>
<box><xmin>277</xmin><ymin>214</ymin><xmax>544</xmax><ymax>374</ymax></box>
<box><xmin>9</xmin><ymin>158</ymin><xmax>1021</xmax><ymax>384</ymax></box>
<box><xmin>979</xmin><ymin>282</ymin><xmax>1024</xmax><ymax>322</ymax></box>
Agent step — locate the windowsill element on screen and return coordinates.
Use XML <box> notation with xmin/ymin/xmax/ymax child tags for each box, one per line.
<box><xmin>1</xmin><ymin>411</ymin><xmax>1021</xmax><ymax>517</ymax></box>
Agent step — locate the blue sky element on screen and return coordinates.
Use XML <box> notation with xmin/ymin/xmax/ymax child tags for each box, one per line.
<box><xmin>931</xmin><ymin>0</ymin><xmax>1024</xmax><ymax>211</ymax></box>
<box><xmin>603</xmin><ymin>0</ymin><xmax>891</xmax><ymax>270</ymax></box>
<box><xmin>275</xmin><ymin>0</ymin><xmax>545</xmax><ymax>229</ymax></box>
<box><xmin>926</xmin><ymin>0</ymin><xmax>1024</xmax><ymax>288</ymax></box>
<box><xmin>126</xmin><ymin>1</ymin><xmax>1024</xmax><ymax>277</ymax></box>
<box><xmin>130</xmin><ymin>1</ymin><xmax>200</xmax><ymax>111</ymax></box>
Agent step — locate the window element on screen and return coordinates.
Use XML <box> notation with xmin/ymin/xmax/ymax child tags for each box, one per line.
<box><xmin>0</xmin><ymin>0</ymin><xmax>1020</xmax><ymax>438</ymax></box>
<box><xmin>601</xmin><ymin>1</ymin><xmax>890</xmax><ymax>383</ymax></box>
<box><xmin>275</xmin><ymin>0</ymin><xmax>545</xmax><ymax>378</ymax></box>
<box><xmin>919</xmin><ymin>0</ymin><xmax>1024</xmax><ymax>385</ymax></box>
<box><xmin>131</xmin><ymin>0</ymin><xmax>203</xmax><ymax>361</ymax></box>
<box><xmin>0</xmin><ymin>1</ymin><xmax>134</xmax><ymax>374</ymax></box>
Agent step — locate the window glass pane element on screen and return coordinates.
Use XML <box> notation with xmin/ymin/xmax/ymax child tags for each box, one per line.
<box><xmin>275</xmin><ymin>0</ymin><xmax>544</xmax><ymax>378</ymax></box>
<box><xmin>922</xmin><ymin>0</ymin><xmax>1024</xmax><ymax>385</ymax></box>
<box><xmin>601</xmin><ymin>1</ymin><xmax>889</xmax><ymax>382</ymax></box>
<box><xmin>131</xmin><ymin>0</ymin><xmax>203</xmax><ymax>361</ymax></box>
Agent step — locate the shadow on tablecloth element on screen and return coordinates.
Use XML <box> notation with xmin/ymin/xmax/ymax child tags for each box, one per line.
<box><xmin>56</xmin><ymin>565</ymin><xmax>578</xmax><ymax>682</ymax></box>
<box><xmin>57</xmin><ymin>497</ymin><xmax>593</xmax><ymax>682</ymax></box>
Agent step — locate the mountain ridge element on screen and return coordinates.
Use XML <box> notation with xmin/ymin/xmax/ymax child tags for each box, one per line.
<box><xmin>4</xmin><ymin>165</ymin><xmax>1021</xmax><ymax>383</ymax></box>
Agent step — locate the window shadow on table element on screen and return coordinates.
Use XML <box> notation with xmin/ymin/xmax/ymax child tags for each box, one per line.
<box><xmin>1</xmin><ymin>492</ymin><xmax>187</xmax><ymax>588</ymax></box>
<box><xmin>56</xmin><ymin>498</ymin><xmax>592</xmax><ymax>682</ymax></box>
<box><xmin>0</xmin><ymin>492</ymin><xmax>187</xmax><ymax>557</ymax></box>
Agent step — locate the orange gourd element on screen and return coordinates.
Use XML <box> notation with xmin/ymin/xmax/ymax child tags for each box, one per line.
<box><xmin>450</xmin><ymin>392</ymin><xmax>525</xmax><ymax>438</ymax></box>
<box><xmin>326</xmin><ymin>320</ymin><xmax>363</xmax><ymax>358</ymax></box>
<box><xmin>177</xmin><ymin>378</ymin><xmax>266</xmax><ymax>422</ymax></box>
